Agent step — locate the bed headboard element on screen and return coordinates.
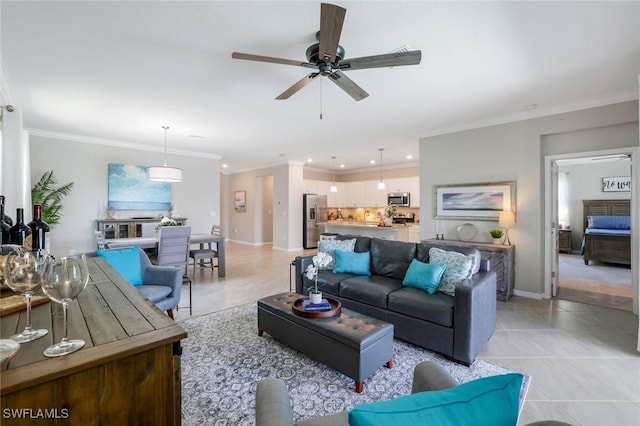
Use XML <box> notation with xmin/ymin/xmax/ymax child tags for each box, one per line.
<box><xmin>582</xmin><ymin>199</ymin><xmax>630</xmax><ymax>230</ymax></box>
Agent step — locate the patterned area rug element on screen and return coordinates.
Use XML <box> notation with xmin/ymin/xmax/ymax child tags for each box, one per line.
<box><xmin>179</xmin><ymin>302</ymin><xmax>525</xmax><ymax>425</ymax></box>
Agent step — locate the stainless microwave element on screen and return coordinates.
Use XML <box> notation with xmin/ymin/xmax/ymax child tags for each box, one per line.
<box><xmin>388</xmin><ymin>192</ymin><xmax>410</xmax><ymax>206</ymax></box>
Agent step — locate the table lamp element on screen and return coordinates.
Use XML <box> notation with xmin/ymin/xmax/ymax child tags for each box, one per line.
<box><xmin>498</xmin><ymin>211</ymin><xmax>516</xmax><ymax>246</ymax></box>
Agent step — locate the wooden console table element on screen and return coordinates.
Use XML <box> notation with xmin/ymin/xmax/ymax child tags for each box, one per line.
<box><xmin>424</xmin><ymin>239</ymin><xmax>515</xmax><ymax>301</ymax></box>
<box><xmin>97</xmin><ymin>217</ymin><xmax>188</xmax><ymax>239</ymax></box>
<box><xmin>1</xmin><ymin>257</ymin><xmax>187</xmax><ymax>425</ymax></box>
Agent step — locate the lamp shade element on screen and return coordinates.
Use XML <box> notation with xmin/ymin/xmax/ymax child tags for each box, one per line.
<box><xmin>147</xmin><ymin>166</ymin><xmax>183</xmax><ymax>182</ymax></box>
<box><xmin>498</xmin><ymin>211</ymin><xmax>515</xmax><ymax>227</ymax></box>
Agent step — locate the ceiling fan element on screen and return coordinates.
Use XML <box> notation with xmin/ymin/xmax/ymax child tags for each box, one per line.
<box><xmin>231</xmin><ymin>3</ymin><xmax>422</xmax><ymax>102</ymax></box>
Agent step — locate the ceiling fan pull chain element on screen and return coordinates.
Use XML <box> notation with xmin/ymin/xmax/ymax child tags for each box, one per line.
<box><xmin>320</xmin><ymin>77</ymin><xmax>323</xmax><ymax>120</ymax></box>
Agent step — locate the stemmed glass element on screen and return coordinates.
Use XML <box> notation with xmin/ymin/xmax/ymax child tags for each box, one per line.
<box><xmin>41</xmin><ymin>253</ymin><xmax>89</xmax><ymax>357</ymax></box>
<box><xmin>2</xmin><ymin>245</ymin><xmax>50</xmax><ymax>343</ymax></box>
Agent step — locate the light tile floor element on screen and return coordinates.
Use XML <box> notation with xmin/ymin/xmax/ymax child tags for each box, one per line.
<box><xmin>175</xmin><ymin>242</ymin><xmax>640</xmax><ymax>426</ymax></box>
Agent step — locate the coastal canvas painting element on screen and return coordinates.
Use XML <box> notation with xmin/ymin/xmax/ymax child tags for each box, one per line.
<box><xmin>108</xmin><ymin>163</ymin><xmax>172</xmax><ymax>211</ymax></box>
<box><xmin>434</xmin><ymin>181</ymin><xmax>516</xmax><ymax>220</ymax></box>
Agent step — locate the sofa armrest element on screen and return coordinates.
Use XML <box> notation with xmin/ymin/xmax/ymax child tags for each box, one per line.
<box><xmin>143</xmin><ymin>265</ymin><xmax>183</xmax><ymax>289</ymax></box>
<box><xmin>294</xmin><ymin>255</ymin><xmax>315</xmax><ymax>294</ymax></box>
<box><xmin>452</xmin><ymin>270</ymin><xmax>497</xmax><ymax>365</ymax></box>
<box><xmin>256</xmin><ymin>378</ymin><xmax>295</xmax><ymax>426</ymax></box>
<box><xmin>411</xmin><ymin>361</ymin><xmax>458</xmax><ymax>393</ymax></box>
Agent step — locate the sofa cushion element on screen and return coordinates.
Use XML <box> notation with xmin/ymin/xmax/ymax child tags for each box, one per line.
<box><xmin>318</xmin><ymin>238</ymin><xmax>356</xmax><ymax>270</ymax></box>
<box><xmin>388</xmin><ymin>287</ymin><xmax>455</xmax><ymax>327</ymax></box>
<box><xmin>313</xmin><ymin>270</ymin><xmax>356</xmax><ymax>295</ymax></box>
<box><xmin>348</xmin><ymin>373</ymin><xmax>523</xmax><ymax>426</ymax></box>
<box><xmin>339</xmin><ymin>275</ymin><xmax>404</xmax><ymax>309</ymax></box>
<box><xmin>402</xmin><ymin>259</ymin><xmax>446</xmax><ymax>293</ymax></box>
<box><xmin>137</xmin><ymin>284</ymin><xmax>172</xmax><ymax>303</ymax></box>
<box><xmin>336</xmin><ymin>235</ymin><xmax>372</xmax><ymax>253</ymax></box>
<box><xmin>333</xmin><ymin>250</ymin><xmax>371</xmax><ymax>275</ymax></box>
<box><xmin>370</xmin><ymin>238</ymin><xmax>416</xmax><ymax>280</ymax></box>
<box><xmin>428</xmin><ymin>247</ymin><xmax>475</xmax><ymax>296</ymax></box>
<box><xmin>96</xmin><ymin>246</ymin><xmax>143</xmax><ymax>286</ymax></box>
<box><xmin>416</xmin><ymin>242</ymin><xmax>481</xmax><ymax>275</ymax></box>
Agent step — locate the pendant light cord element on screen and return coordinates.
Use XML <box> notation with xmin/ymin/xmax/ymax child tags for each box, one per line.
<box><xmin>162</xmin><ymin>126</ymin><xmax>170</xmax><ymax>167</ymax></box>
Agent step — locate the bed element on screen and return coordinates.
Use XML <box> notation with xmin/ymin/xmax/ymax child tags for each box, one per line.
<box><xmin>581</xmin><ymin>199</ymin><xmax>631</xmax><ymax>266</ymax></box>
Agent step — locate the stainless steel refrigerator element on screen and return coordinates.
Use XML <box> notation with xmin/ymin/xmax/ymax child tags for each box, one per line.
<box><xmin>303</xmin><ymin>193</ymin><xmax>327</xmax><ymax>249</ymax></box>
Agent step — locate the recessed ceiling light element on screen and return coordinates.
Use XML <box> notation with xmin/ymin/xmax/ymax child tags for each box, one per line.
<box><xmin>370</xmin><ymin>160</ymin><xmax>375</xmax><ymax>164</ymax></box>
<box><xmin>307</xmin><ymin>158</ymin><xmax>313</xmax><ymax>163</ymax></box>
<box><xmin>222</xmin><ymin>164</ymin><xmax>228</xmax><ymax>168</ymax></box>
<box><xmin>406</xmin><ymin>154</ymin><xmax>413</xmax><ymax>160</ymax></box>
<box><xmin>340</xmin><ymin>164</ymin><xmax>345</xmax><ymax>168</ymax></box>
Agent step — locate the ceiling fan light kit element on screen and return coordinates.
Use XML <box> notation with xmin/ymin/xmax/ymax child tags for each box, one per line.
<box><xmin>231</xmin><ymin>3</ymin><xmax>421</xmax><ymax>102</ymax></box>
<box><xmin>148</xmin><ymin>126</ymin><xmax>183</xmax><ymax>183</ymax></box>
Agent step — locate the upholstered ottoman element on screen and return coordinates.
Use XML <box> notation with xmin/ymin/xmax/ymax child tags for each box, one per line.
<box><xmin>257</xmin><ymin>292</ymin><xmax>394</xmax><ymax>393</ymax></box>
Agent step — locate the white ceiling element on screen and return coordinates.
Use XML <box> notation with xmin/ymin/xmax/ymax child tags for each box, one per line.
<box><xmin>2</xmin><ymin>1</ymin><xmax>639</xmax><ymax>173</ymax></box>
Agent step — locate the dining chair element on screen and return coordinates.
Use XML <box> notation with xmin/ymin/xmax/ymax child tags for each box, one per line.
<box><xmin>153</xmin><ymin>225</ymin><xmax>192</xmax><ymax>315</ymax></box>
<box><xmin>189</xmin><ymin>225</ymin><xmax>223</xmax><ymax>279</ymax></box>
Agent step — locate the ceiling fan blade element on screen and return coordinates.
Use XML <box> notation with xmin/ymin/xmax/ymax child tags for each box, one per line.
<box><xmin>339</xmin><ymin>50</ymin><xmax>422</xmax><ymax>71</ymax></box>
<box><xmin>232</xmin><ymin>52</ymin><xmax>316</xmax><ymax>69</ymax></box>
<box><xmin>328</xmin><ymin>70</ymin><xmax>369</xmax><ymax>102</ymax></box>
<box><xmin>319</xmin><ymin>3</ymin><xmax>346</xmax><ymax>64</ymax></box>
<box><xmin>276</xmin><ymin>73</ymin><xmax>321</xmax><ymax>100</ymax></box>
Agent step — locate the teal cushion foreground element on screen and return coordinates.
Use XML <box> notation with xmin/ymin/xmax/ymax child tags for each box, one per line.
<box><xmin>349</xmin><ymin>373</ymin><xmax>523</xmax><ymax>426</ymax></box>
<box><xmin>96</xmin><ymin>247</ymin><xmax>143</xmax><ymax>286</ymax></box>
<box><xmin>402</xmin><ymin>259</ymin><xmax>446</xmax><ymax>294</ymax></box>
<box><xmin>333</xmin><ymin>250</ymin><xmax>371</xmax><ymax>275</ymax></box>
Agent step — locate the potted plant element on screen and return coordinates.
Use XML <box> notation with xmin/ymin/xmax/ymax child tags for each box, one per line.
<box><xmin>31</xmin><ymin>170</ymin><xmax>74</xmax><ymax>229</ymax></box>
<box><xmin>304</xmin><ymin>252</ymin><xmax>333</xmax><ymax>304</ymax></box>
<box><xmin>383</xmin><ymin>204</ymin><xmax>397</xmax><ymax>227</ymax></box>
<box><xmin>489</xmin><ymin>229</ymin><xmax>504</xmax><ymax>244</ymax></box>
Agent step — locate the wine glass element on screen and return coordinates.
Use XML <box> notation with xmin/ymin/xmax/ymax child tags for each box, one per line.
<box><xmin>2</xmin><ymin>245</ymin><xmax>50</xmax><ymax>343</ymax></box>
<box><xmin>41</xmin><ymin>253</ymin><xmax>89</xmax><ymax>357</ymax></box>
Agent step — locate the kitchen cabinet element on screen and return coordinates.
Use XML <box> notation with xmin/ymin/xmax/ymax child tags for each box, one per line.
<box><xmin>408</xmin><ymin>226</ymin><xmax>420</xmax><ymax>243</ymax></box>
<box><xmin>303</xmin><ymin>179</ymin><xmax>319</xmax><ymax>194</ymax></box>
<box><xmin>409</xmin><ymin>176</ymin><xmax>420</xmax><ymax>207</ymax></box>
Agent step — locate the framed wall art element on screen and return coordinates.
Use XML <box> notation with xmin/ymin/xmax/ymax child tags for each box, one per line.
<box><xmin>234</xmin><ymin>190</ymin><xmax>247</xmax><ymax>212</ymax></box>
<box><xmin>108</xmin><ymin>163</ymin><xmax>172</xmax><ymax>211</ymax></box>
<box><xmin>433</xmin><ymin>181</ymin><xmax>516</xmax><ymax>221</ymax></box>
<box><xmin>601</xmin><ymin>176</ymin><xmax>630</xmax><ymax>192</ymax></box>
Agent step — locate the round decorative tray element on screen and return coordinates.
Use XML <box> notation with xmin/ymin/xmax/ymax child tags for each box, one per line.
<box><xmin>457</xmin><ymin>223</ymin><xmax>478</xmax><ymax>241</ymax></box>
<box><xmin>292</xmin><ymin>297</ymin><xmax>341</xmax><ymax>318</ymax></box>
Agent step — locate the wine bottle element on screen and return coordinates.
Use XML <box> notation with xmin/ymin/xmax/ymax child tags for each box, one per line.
<box><xmin>8</xmin><ymin>208</ymin><xmax>31</xmax><ymax>245</ymax></box>
<box><xmin>0</xmin><ymin>196</ymin><xmax>10</xmax><ymax>244</ymax></box>
<box><xmin>28</xmin><ymin>204</ymin><xmax>50</xmax><ymax>250</ymax></box>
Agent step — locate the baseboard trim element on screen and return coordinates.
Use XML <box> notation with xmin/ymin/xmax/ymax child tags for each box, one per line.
<box><xmin>512</xmin><ymin>289</ymin><xmax>545</xmax><ymax>300</ymax></box>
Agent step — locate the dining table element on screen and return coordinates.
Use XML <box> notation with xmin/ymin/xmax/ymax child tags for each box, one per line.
<box><xmin>104</xmin><ymin>233</ymin><xmax>225</xmax><ymax>277</ymax></box>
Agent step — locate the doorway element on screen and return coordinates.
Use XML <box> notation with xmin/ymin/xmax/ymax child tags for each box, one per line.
<box><xmin>545</xmin><ymin>148</ymin><xmax>638</xmax><ymax>315</ymax></box>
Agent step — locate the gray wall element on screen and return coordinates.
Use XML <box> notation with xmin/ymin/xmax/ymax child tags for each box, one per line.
<box><xmin>29</xmin><ymin>135</ymin><xmax>221</xmax><ymax>254</ymax></box>
<box><xmin>419</xmin><ymin>101</ymin><xmax>639</xmax><ymax>296</ymax></box>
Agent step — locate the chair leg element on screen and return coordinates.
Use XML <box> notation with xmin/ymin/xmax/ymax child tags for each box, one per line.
<box><xmin>167</xmin><ymin>308</ymin><xmax>174</xmax><ymax>319</ymax></box>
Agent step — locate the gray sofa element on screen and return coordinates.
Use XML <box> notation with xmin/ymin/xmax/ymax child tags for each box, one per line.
<box><xmin>255</xmin><ymin>360</ymin><xmax>571</xmax><ymax>426</ymax></box>
<box><xmin>294</xmin><ymin>236</ymin><xmax>497</xmax><ymax>365</ymax></box>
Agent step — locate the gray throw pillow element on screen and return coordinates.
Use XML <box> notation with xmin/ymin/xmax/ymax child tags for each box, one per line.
<box><xmin>318</xmin><ymin>238</ymin><xmax>356</xmax><ymax>270</ymax></box>
<box><xmin>428</xmin><ymin>247</ymin><xmax>475</xmax><ymax>296</ymax></box>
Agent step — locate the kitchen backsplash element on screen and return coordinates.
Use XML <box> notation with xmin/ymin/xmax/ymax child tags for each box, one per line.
<box><xmin>326</xmin><ymin>207</ymin><xmax>419</xmax><ymax>223</ymax></box>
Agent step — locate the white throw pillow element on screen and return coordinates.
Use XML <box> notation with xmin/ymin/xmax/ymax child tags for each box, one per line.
<box><xmin>428</xmin><ymin>247</ymin><xmax>475</xmax><ymax>296</ymax></box>
<box><xmin>318</xmin><ymin>238</ymin><xmax>356</xmax><ymax>270</ymax></box>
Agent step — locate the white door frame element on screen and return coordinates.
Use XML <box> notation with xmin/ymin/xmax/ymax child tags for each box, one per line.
<box><xmin>543</xmin><ymin>146</ymin><xmax>639</xmax><ymax>317</ymax></box>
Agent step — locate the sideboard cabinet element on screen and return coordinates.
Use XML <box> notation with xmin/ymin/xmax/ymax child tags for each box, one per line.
<box><xmin>96</xmin><ymin>218</ymin><xmax>188</xmax><ymax>239</ymax></box>
<box><xmin>423</xmin><ymin>239</ymin><xmax>515</xmax><ymax>301</ymax></box>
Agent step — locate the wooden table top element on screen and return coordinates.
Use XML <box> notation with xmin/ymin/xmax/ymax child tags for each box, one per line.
<box><xmin>0</xmin><ymin>257</ymin><xmax>187</xmax><ymax>395</ymax></box>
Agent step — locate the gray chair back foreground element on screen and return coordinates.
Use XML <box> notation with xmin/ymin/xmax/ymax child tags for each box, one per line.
<box><xmin>153</xmin><ymin>225</ymin><xmax>192</xmax><ymax>315</ymax></box>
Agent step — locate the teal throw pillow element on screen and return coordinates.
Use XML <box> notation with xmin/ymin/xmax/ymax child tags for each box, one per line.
<box><xmin>333</xmin><ymin>250</ymin><xmax>371</xmax><ymax>275</ymax></box>
<box><xmin>402</xmin><ymin>258</ymin><xmax>446</xmax><ymax>294</ymax></box>
<box><xmin>349</xmin><ymin>373</ymin><xmax>524</xmax><ymax>426</ymax></box>
<box><xmin>428</xmin><ymin>247</ymin><xmax>475</xmax><ymax>296</ymax></box>
<box><xmin>318</xmin><ymin>238</ymin><xmax>356</xmax><ymax>270</ymax></box>
<box><xmin>96</xmin><ymin>247</ymin><xmax>143</xmax><ymax>286</ymax></box>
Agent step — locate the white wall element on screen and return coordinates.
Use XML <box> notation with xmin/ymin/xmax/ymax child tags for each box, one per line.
<box><xmin>29</xmin><ymin>135</ymin><xmax>221</xmax><ymax>254</ymax></box>
<box><xmin>559</xmin><ymin>160</ymin><xmax>631</xmax><ymax>250</ymax></box>
<box><xmin>419</xmin><ymin>101</ymin><xmax>639</xmax><ymax>296</ymax></box>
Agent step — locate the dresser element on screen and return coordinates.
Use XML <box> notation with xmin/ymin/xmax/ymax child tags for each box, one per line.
<box><xmin>96</xmin><ymin>217</ymin><xmax>188</xmax><ymax>239</ymax></box>
<box><xmin>424</xmin><ymin>239</ymin><xmax>515</xmax><ymax>301</ymax></box>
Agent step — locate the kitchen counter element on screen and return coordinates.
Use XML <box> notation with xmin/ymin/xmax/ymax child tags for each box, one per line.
<box><xmin>324</xmin><ymin>222</ymin><xmax>413</xmax><ymax>241</ymax></box>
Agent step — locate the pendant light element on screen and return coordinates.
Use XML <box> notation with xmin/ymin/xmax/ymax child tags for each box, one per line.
<box><xmin>377</xmin><ymin>148</ymin><xmax>386</xmax><ymax>190</ymax></box>
<box><xmin>330</xmin><ymin>156</ymin><xmax>338</xmax><ymax>192</ymax></box>
<box><xmin>148</xmin><ymin>126</ymin><xmax>183</xmax><ymax>182</ymax></box>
